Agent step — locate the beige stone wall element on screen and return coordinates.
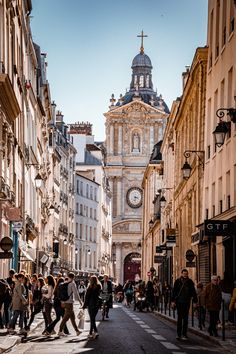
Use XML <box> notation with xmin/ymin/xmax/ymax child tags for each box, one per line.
<box><xmin>159</xmin><ymin>48</ymin><xmax>208</xmax><ymax>285</ymax></box>
<box><xmin>204</xmin><ymin>0</ymin><xmax>236</xmax><ymax>280</ymax></box>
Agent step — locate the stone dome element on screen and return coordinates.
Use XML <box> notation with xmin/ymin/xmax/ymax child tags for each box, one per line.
<box><xmin>132</xmin><ymin>53</ymin><xmax>152</xmax><ymax>68</ymax></box>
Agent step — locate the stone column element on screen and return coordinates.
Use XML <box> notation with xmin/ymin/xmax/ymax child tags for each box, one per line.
<box><xmin>149</xmin><ymin>125</ymin><xmax>154</xmax><ymax>154</ymax></box>
<box><xmin>115</xmin><ymin>242</ymin><xmax>122</xmax><ymax>284</ymax></box>
<box><xmin>110</xmin><ymin>125</ymin><xmax>114</xmax><ymax>154</ymax></box>
<box><xmin>118</xmin><ymin>125</ymin><xmax>122</xmax><ymax>154</ymax></box>
<box><xmin>117</xmin><ymin>178</ymin><xmax>122</xmax><ymax>217</ymax></box>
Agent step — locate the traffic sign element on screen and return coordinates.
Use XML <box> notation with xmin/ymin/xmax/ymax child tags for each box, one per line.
<box><xmin>0</xmin><ymin>237</ymin><xmax>13</xmax><ymax>252</ymax></box>
<box><xmin>185</xmin><ymin>249</ymin><xmax>195</xmax><ymax>262</ymax></box>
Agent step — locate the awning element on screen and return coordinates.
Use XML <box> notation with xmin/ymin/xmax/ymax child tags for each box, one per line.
<box><xmin>19</xmin><ymin>239</ymin><xmax>36</xmax><ymax>262</ymax></box>
<box><xmin>20</xmin><ymin>248</ymin><xmax>35</xmax><ymax>262</ymax></box>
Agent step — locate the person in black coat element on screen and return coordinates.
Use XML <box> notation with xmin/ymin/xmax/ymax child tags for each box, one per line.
<box><xmin>171</xmin><ymin>269</ymin><xmax>197</xmax><ymax>340</ymax></box>
<box><xmin>100</xmin><ymin>275</ymin><xmax>113</xmax><ymax>318</ymax></box>
<box><xmin>83</xmin><ymin>275</ymin><xmax>101</xmax><ymax>339</ymax></box>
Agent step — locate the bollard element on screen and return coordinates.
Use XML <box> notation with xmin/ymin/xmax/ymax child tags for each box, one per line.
<box><xmin>191</xmin><ymin>299</ymin><xmax>194</xmax><ymax>327</ymax></box>
<box><xmin>221</xmin><ymin>299</ymin><xmax>225</xmax><ymax>341</ymax></box>
<box><xmin>198</xmin><ymin>295</ymin><xmax>202</xmax><ymax>330</ymax></box>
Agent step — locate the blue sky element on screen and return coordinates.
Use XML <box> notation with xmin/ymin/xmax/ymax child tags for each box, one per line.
<box><xmin>31</xmin><ymin>0</ymin><xmax>208</xmax><ymax>141</ymax></box>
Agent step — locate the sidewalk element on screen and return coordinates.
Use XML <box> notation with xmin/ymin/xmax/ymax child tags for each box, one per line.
<box><xmin>154</xmin><ymin>309</ymin><xmax>236</xmax><ymax>354</ymax></box>
<box><xmin>0</xmin><ymin>313</ymin><xmax>44</xmax><ymax>353</ymax></box>
<box><xmin>0</xmin><ymin>302</ymin><xmax>84</xmax><ymax>353</ymax></box>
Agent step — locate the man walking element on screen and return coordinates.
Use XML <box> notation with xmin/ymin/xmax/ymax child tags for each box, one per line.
<box><xmin>58</xmin><ymin>272</ymin><xmax>83</xmax><ymax>337</ymax></box>
<box><xmin>205</xmin><ymin>275</ymin><xmax>222</xmax><ymax>337</ymax></box>
<box><xmin>171</xmin><ymin>269</ymin><xmax>197</xmax><ymax>340</ymax></box>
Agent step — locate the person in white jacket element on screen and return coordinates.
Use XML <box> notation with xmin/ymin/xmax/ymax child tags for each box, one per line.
<box><xmin>58</xmin><ymin>272</ymin><xmax>83</xmax><ymax>337</ymax></box>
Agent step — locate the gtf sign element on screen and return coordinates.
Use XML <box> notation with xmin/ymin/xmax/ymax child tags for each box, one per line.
<box><xmin>204</xmin><ymin>220</ymin><xmax>236</xmax><ymax>236</ymax></box>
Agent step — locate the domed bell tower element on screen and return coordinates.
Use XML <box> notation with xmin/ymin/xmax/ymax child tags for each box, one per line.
<box><xmin>104</xmin><ymin>32</ymin><xmax>169</xmax><ymax>284</ymax></box>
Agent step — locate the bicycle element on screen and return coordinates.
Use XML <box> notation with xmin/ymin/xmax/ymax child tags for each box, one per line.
<box><xmin>100</xmin><ymin>293</ymin><xmax>110</xmax><ymax>321</ymax></box>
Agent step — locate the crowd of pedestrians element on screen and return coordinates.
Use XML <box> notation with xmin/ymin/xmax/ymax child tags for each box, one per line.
<box><xmin>0</xmin><ymin>269</ymin><xmax>112</xmax><ymax>340</ymax></box>
<box><xmin>1</xmin><ymin>267</ymin><xmax>236</xmax><ymax>343</ymax></box>
<box><xmin>114</xmin><ymin>269</ymin><xmax>236</xmax><ymax>342</ymax></box>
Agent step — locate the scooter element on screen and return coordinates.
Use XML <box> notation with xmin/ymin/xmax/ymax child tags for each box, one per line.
<box><xmin>135</xmin><ymin>292</ymin><xmax>147</xmax><ymax>312</ymax></box>
<box><xmin>116</xmin><ymin>291</ymin><xmax>124</xmax><ymax>303</ymax></box>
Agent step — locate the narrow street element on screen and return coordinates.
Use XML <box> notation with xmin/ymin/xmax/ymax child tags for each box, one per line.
<box><xmin>8</xmin><ymin>303</ymin><xmax>225</xmax><ymax>354</ymax></box>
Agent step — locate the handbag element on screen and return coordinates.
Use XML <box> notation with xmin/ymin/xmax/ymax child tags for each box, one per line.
<box><xmin>77</xmin><ymin>309</ymin><xmax>85</xmax><ymax>329</ymax></box>
<box><xmin>97</xmin><ymin>296</ymin><xmax>103</xmax><ymax>308</ymax></box>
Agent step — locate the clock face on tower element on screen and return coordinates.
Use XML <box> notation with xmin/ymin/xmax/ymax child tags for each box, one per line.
<box><xmin>126</xmin><ymin>187</ymin><xmax>143</xmax><ymax>208</ymax></box>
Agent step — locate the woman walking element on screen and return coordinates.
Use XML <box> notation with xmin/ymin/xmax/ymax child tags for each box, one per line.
<box><xmin>42</xmin><ymin>277</ymin><xmax>69</xmax><ymax>335</ymax></box>
<box><xmin>42</xmin><ymin>275</ymin><xmax>55</xmax><ymax>329</ymax></box>
<box><xmin>83</xmin><ymin>275</ymin><xmax>101</xmax><ymax>339</ymax></box>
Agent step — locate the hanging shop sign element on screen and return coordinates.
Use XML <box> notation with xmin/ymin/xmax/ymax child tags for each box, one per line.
<box><xmin>204</xmin><ymin>220</ymin><xmax>236</xmax><ymax>236</ymax></box>
<box><xmin>154</xmin><ymin>255</ymin><xmax>165</xmax><ymax>263</ymax></box>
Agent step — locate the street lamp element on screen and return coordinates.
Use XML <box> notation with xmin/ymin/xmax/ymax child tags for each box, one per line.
<box><xmin>160</xmin><ymin>195</ymin><xmax>167</xmax><ymax>208</ymax></box>
<box><xmin>149</xmin><ymin>219</ymin><xmax>154</xmax><ymax>229</ymax></box>
<box><xmin>157</xmin><ymin>188</ymin><xmax>173</xmax><ymax>207</ymax></box>
<box><xmin>181</xmin><ymin>160</ymin><xmax>192</xmax><ymax>179</ymax></box>
<box><xmin>181</xmin><ymin>150</ymin><xmax>204</xmax><ymax>180</ymax></box>
<box><xmin>63</xmin><ymin>238</ymin><xmax>67</xmax><ymax>245</ymax></box>
<box><xmin>35</xmin><ymin>173</ymin><xmax>43</xmax><ymax>189</ymax></box>
<box><xmin>213</xmin><ymin>107</ymin><xmax>236</xmax><ymax>147</ymax></box>
<box><xmin>75</xmin><ymin>247</ymin><xmax>78</xmax><ymax>255</ymax></box>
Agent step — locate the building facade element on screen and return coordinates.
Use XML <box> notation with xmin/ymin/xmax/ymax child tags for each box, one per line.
<box><xmin>104</xmin><ymin>38</ymin><xmax>169</xmax><ymax>284</ymax></box>
<box><xmin>74</xmin><ymin>172</ymin><xmax>99</xmax><ymax>277</ymax></box>
<box><xmin>203</xmin><ymin>0</ymin><xmax>236</xmax><ymax>287</ymax></box>
<box><xmin>69</xmin><ymin>122</ymin><xmax>112</xmax><ymax>278</ymax></box>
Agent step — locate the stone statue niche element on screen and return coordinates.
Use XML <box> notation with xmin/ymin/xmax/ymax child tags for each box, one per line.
<box><xmin>132</xmin><ymin>132</ymin><xmax>140</xmax><ymax>153</ymax></box>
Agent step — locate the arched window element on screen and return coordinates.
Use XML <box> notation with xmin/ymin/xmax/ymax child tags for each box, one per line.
<box><xmin>139</xmin><ymin>75</ymin><xmax>144</xmax><ymax>87</ymax></box>
<box><xmin>146</xmin><ymin>75</ymin><xmax>149</xmax><ymax>87</ymax></box>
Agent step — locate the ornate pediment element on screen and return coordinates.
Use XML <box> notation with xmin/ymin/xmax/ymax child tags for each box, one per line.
<box><xmin>126</xmin><ymin>102</ymin><xmax>149</xmax><ymax>112</ymax></box>
<box><xmin>113</xmin><ymin>220</ymin><xmax>141</xmax><ymax>233</ymax></box>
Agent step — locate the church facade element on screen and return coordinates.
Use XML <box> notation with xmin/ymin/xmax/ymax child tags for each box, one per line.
<box><xmin>104</xmin><ymin>34</ymin><xmax>169</xmax><ymax>284</ymax></box>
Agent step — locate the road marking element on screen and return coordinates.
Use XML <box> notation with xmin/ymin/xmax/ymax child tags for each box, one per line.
<box><xmin>145</xmin><ymin>329</ymin><xmax>156</xmax><ymax>334</ymax></box>
<box><xmin>152</xmin><ymin>334</ymin><xmax>166</xmax><ymax>341</ymax></box>
<box><xmin>135</xmin><ymin>320</ymin><xmax>145</xmax><ymax>324</ymax></box>
<box><xmin>161</xmin><ymin>342</ymin><xmax>179</xmax><ymax>350</ymax></box>
<box><xmin>140</xmin><ymin>324</ymin><xmax>150</xmax><ymax>329</ymax></box>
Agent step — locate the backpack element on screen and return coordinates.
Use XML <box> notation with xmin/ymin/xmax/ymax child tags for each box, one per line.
<box><xmin>58</xmin><ymin>282</ymin><xmax>70</xmax><ymax>301</ymax></box>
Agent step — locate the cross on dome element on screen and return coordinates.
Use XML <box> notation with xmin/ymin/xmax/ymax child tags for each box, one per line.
<box><xmin>137</xmin><ymin>30</ymin><xmax>148</xmax><ymax>54</ymax></box>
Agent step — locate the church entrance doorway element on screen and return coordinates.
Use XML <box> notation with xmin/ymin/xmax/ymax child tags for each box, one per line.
<box><xmin>124</xmin><ymin>252</ymin><xmax>141</xmax><ymax>282</ymax></box>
